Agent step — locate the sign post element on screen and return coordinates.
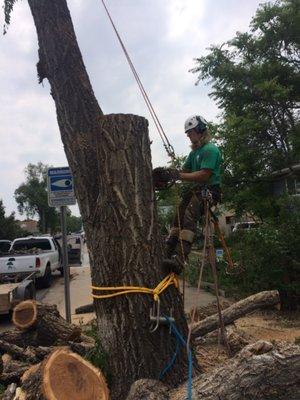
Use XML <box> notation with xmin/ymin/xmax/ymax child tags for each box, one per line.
<box><xmin>47</xmin><ymin>167</ymin><xmax>76</xmax><ymax>323</ymax></box>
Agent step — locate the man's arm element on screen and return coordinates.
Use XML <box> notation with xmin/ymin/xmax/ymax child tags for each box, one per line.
<box><xmin>179</xmin><ymin>169</ymin><xmax>212</xmax><ymax>183</ymax></box>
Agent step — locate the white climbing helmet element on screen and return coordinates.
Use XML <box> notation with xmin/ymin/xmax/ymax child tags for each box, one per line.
<box><xmin>184</xmin><ymin>115</ymin><xmax>208</xmax><ymax>134</ymax></box>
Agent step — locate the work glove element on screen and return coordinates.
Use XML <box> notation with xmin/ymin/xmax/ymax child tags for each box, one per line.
<box><xmin>152</xmin><ymin>167</ymin><xmax>180</xmax><ymax>190</ymax></box>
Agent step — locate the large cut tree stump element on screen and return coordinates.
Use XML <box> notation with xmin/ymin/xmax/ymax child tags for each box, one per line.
<box><xmin>12</xmin><ymin>301</ymin><xmax>82</xmax><ymax>346</ymax></box>
<box><xmin>191</xmin><ymin>290</ymin><xmax>280</xmax><ymax>338</ymax></box>
<box><xmin>19</xmin><ymin>348</ymin><xmax>109</xmax><ymax>400</ymax></box>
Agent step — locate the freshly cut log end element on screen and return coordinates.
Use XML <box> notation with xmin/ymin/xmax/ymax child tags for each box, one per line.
<box><xmin>12</xmin><ymin>300</ymin><xmax>37</xmax><ymax>330</ymax></box>
<box><xmin>43</xmin><ymin>349</ymin><xmax>109</xmax><ymax>400</ymax></box>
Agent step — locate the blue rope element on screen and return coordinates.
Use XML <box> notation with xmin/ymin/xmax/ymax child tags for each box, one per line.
<box><xmin>159</xmin><ymin>316</ymin><xmax>193</xmax><ymax>400</ymax></box>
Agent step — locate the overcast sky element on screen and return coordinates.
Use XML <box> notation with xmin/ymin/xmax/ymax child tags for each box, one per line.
<box><xmin>0</xmin><ymin>0</ymin><xmax>265</xmax><ymax>218</ymax></box>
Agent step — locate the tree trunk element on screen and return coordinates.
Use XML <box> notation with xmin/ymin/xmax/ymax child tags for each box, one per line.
<box><xmin>191</xmin><ymin>290</ymin><xmax>280</xmax><ymax>338</ymax></box>
<box><xmin>126</xmin><ymin>341</ymin><xmax>300</xmax><ymax>400</ymax></box>
<box><xmin>26</xmin><ymin>1</ymin><xmax>188</xmax><ymax>399</ymax></box>
<box><xmin>19</xmin><ymin>348</ymin><xmax>109</xmax><ymax>400</ymax></box>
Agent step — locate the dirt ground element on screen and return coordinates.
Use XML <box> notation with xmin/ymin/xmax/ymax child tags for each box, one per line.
<box><xmin>194</xmin><ymin>304</ymin><xmax>300</xmax><ymax>373</ymax></box>
<box><xmin>236</xmin><ymin>309</ymin><xmax>300</xmax><ymax>342</ymax></box>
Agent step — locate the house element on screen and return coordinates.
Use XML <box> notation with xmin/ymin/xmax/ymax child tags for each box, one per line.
<box><xmin>17</xmin><ymin>219</ymin><xmax>39</xmax><ymax>234</ymax></box>
<box><xmin>270</xmin><ymin>163</ymin><xmax>300</xmax><ymax>197</ymax></box>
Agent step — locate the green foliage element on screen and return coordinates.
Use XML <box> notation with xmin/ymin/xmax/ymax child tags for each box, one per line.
<box><xmin>66</xmin><ymin>214</ymin><xmax>82</xmax><ymax>233</ymax></box>
<box><xmin>185</xmin><ymin>252</ymin><xmax>201</xmax><ymax>287</ymax></box>
<box><xmin>192</xmin><ymin>197</ymin><xmax>300</xmax><ymax>308</ymax></box>
<box><xmin>192</xmin><ymin>0</ymin><xmax>300</xmax><ymax>217</ymax></box>
<box><xmin>0</xmin><ymin>199</ymin><xmax>27</xmax><ymax>240</ymax></box>
<box><xmin>3</xmin><ymin>0</ymin><xmax>18</xmax><ymax>34</ymax></box>
<box><xmin>84</xmin><ymin>321</ymin><xmax>112</xmax><ymax>386</ymax></box>
<box><xmin>14</xmin><ymin>162</ymin><xmax>59</xmax><ymax>234</ymax></box>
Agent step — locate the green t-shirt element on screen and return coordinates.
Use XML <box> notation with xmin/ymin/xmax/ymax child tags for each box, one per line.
<box><xmin>183</xmin><ymin>143</ymin><xmax>222</xmax><ymax>186</ymax></box>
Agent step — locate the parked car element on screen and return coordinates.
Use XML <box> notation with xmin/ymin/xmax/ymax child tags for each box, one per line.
<box><xmin>0</xmin><ymin>236</ymin><xmax>61</xmax><ymax>288</ymax></box>
<box><xmin>0</xmin><ymin>240</ymin><xmax>12</xmax><ymax>253</ymax></box>
<box><xmin>232</xmin><ymin>221</ymin><xmax>261</xmax><ymax>232</ymax></box>
<box><xmin>55</xmin><ymin>233</ymin><xmax>83</xmax><ymax>265</ymax></box>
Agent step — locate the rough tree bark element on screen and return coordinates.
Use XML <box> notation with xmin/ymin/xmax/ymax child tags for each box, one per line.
<box><xmin>26</xmin><ymin>1</ymin><xmax>188</xmax><ymax>399</ymax></box>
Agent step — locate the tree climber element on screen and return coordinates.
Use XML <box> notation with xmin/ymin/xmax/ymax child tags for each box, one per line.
<box><xmin>153</xmin><ymin>115</ymin><xmax>222</xmax><ymax>274</ymax></box>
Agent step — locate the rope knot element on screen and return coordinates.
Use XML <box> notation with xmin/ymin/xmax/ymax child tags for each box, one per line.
<box><xmin>153</xmin><ymin>292</ymin><xmax>159</xmax><ymax>302</ymax></box>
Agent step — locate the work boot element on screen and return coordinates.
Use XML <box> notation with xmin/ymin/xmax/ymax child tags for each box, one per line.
<box><xmin>161</xmin><ymin>256</ymin><xmax>184</xmax><ymax>276</ymax></box>
<box><xmin>165</xmin><ymin>235</ymin><xmax>178</xmax><ymax>258</ymax></box>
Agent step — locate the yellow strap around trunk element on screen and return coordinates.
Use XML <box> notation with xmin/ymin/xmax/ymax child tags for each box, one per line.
<box><xmin>91</xmin><ymin>273</ymin><xmax>179</xmax><ymax>302</ymax></box>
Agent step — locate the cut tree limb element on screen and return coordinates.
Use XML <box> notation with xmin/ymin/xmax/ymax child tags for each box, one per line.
<box><xmin>12</xmin><ymin>301</ymin><xmax>82</xmax><ymax>346</ymax></box>
<box><xmin>125</xmin><ymin>341</ymin><xmax>300</xmax><ymax>400</ymax></box>
<box><xmin>191</xmin><ymin>290</ymin><xmax>280</xmax><ymax>338</ymax></box>
<box><xmin>170</xmin><ymin>341</ymin><xmax>300</xmax><ymax>400</ymax></box>
<box><xmin>20</xmin><ymin>348</ymin><xmax>109</xmax><ymax>400</ymax></box>
<box><xmin>75</xmin><ymin>303</ymin><xmax>95</xmax><ymax>314</ymax></box>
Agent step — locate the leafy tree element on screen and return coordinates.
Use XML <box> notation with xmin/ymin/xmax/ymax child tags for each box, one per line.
<box><xmin>0</xmin><ymin>199</ymin><xmax>26</xmax><ymax>240</ymax></box>
<box><xmin>14</xmin><ymin>162</ymin><xmax>59</xmax><ymax>233</ymax></box>
<box><xmin>192</xmin><ymin>0</ymin><xmax>300</xmax><ymax>217</ymax></box>
<box><xmin>66</xmin><ymin>214</ymin><xmax>82</xmax><ymax>233</ymax></box>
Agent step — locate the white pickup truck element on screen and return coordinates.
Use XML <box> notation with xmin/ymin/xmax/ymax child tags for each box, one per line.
<box><xmin>0</xmin><ymin>236</ymin><xmax>62</xmax><ymax>288</ymax></box>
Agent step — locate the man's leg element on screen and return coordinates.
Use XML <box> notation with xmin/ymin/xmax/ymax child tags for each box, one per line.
<box><xmin>164</xmin><ymin>191</ymin><xmax>193</xmax><ymax>259</ymax></box>
<box><xmin>163</xmin><ymin>193</ymin><xmax>203</xmax><ymax>274</ymax></box>
<box><xmin>175</xmin><ymin>194</ymin><xmax>203</xmax><ymax>262</ymax></box>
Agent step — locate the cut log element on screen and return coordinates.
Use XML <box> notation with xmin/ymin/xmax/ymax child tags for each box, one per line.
<box><xmin>12</xmin><ymin>301</ymin><xmax>82</xmax><ymax>346</ymax></box>
<box><xmin>75</xmin><ymin>303</ymin><xmax>95</xmax><ymax>314</ymax></box>
<box><xmin>20</xmin><ymin>348</ymin><xmax>109</xmax><ymax>400</ymax></box>
<box><xmin>169</xmin><ymin>341</ymin><xmax>300</xmax><ymax>400</ymax></box>
<box><xmin>191</xmin><ymin>290</ymin><xmax>280</xmax><ymax>338</ymax></box>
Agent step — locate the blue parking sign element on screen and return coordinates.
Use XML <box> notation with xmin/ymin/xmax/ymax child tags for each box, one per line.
<box><xmin>47</xmin><ymin>167</ymin><xmax>76</xmax><ymax>207</ymax></box>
